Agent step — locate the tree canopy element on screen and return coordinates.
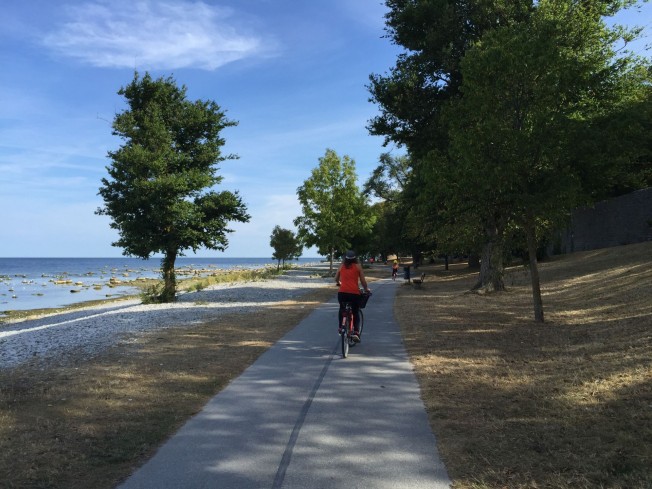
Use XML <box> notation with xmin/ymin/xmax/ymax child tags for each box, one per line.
<box><xmin>294</xmin><ymin>149</ymin><xmax>375</xmax><ymax>271</ymax></box>
<box><xmin>368</xmin><ymin>0</ymin><xmax>652</xmax><ymax>321</ymax></box>
<box><xmin>97</xmin><ymin>72</ymin><xmax>250</xmax><ymax>302</ymax></box>
<box><xmin>270</xmin><ymin>225</ymin><xmax>303</xmax><ymax>269</ymax></box>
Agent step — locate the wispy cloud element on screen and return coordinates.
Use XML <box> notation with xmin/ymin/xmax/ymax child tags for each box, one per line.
<box><xmin>43</xmin><ymin>0</ymin><xmax>275</xmax><ymax>70</ymax></box>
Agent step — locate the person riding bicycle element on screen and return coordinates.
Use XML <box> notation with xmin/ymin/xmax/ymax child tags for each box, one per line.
<box><xmin>391</xmin><ymin>259</ymin><xmax>399</xmax><ymax>280</ymax></box>
<box><xmin>335</xmin><ymin>250</ymin><xmax>370</xmax><ymax>342</ymax></box>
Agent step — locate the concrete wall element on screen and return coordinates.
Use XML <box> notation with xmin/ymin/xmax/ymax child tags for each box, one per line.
<box><xmin>552</xmin><ymin>187</ymin><xmax>652</xmax><ymax>254</ymax></box>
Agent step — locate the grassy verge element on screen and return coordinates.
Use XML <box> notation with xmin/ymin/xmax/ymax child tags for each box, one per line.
<box><xmin>396</xmin><ymin>241</ymin><xmax>652</xmax><ymax>488</ymax></box>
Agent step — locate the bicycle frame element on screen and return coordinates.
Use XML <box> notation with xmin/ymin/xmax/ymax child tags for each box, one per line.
<box><xmin>340</xmin><ymin>302</ymin><xmax>360</xmax><ymax>358</ymax></box>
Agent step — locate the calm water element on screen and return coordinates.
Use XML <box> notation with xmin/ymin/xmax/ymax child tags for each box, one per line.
<box><xmin>0</xmin><ymin>257</ymin><xmax>320</xmax><ymax>313</ymax></box>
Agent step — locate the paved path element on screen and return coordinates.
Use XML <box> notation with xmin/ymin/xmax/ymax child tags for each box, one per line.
<box><xmin>118</xmin><ymin>278</ymin><xmax>451</xmax><ymax>488</ymax></box>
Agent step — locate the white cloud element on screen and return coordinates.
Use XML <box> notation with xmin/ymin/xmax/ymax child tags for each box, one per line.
<box><xmin>43</xmin><ymin>0</ymin><xmax>275</xmax><ymax>70</ymax></box>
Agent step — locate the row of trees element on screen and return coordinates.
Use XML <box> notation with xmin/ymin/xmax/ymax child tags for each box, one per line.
<box><xmin>363</xmin><ymin>0</ymin><xmax>652</xmax><ymax>322</ymax></box>
<box><xmin>270</xmin><ymin>148</ymin><xmax>378</xmax><ymax>274</ymax></box>
<box><xmin>97</xmin><ymin>73</ymin><xmax>376</xmax><ymax>302</ymax></box>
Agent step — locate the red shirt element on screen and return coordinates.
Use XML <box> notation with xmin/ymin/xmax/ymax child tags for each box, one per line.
<box><xmin>339</xmin><ymin>264</ymin><xmax>361</xmax><ymax>294</ymax></box>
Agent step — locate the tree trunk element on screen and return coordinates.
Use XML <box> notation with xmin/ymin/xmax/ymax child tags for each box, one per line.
<box><xmin>474</xmin><ymin>221</ymin><xmax>505</xmax><ymax>292</ymax></box>
<box><xmin>525</xmin><ymin>217</ymin><xmax>545</xmax><ymax>323</ymax></box>
<box><xmin>329</xmin><ymin>247</ymin><xmax>335</xmax><ymax>274</ymax></box>
<box><xmin>412</xmin><ymin>251</ymin><xmax>421</xmax><ymax>269</ymax></box>
<box><xmin>444</xmin><ymin>255</ymin><xmax>449</xmax><ymax>271</ymax></box>
<box><xmin>161</xmin><ymin>251</ymin><xmax>177</xmax><ymax>303</ymax></box>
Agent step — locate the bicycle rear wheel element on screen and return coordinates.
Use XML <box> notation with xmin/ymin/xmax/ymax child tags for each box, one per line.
<box><xmin>358</xmin><ymin>309</ymin><xmax>364</xmax><ymax>339</ymax></box>
<box><xmin>341</xmin><ymin>317</ymin><xmax>350</xmax><ymax>358</ymax></box>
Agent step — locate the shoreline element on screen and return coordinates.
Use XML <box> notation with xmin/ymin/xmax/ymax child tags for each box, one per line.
<box><xmin>0</xmin><ymin>263</ymin><xmax>334</xmax><ymax>370</ymax></box>
<box><xmin>0</xmin><ymin>257</ymin><xmax>323</xmax><ymax>314</ymax></box>
<box><xmin>0</xmin><ymin>261</ymin><xmax>324</xmax><ymax>322</ymax></box>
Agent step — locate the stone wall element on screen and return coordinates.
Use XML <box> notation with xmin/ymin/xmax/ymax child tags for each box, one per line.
<box><xmin>552</xmin><ymin>187</ymin><xmax>652</xmax><ymax>254</ymax></box>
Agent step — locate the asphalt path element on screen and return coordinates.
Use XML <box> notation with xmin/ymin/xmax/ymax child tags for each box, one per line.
<box><xmin>118</xmin><ymin>277</ymin><xmax>451</xmax><ymax>488</ymax></box>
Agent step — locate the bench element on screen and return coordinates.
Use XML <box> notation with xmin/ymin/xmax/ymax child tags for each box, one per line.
<box><xmin>412</xmin><ymin>272</ymin><xmax>426</xmax><ymax>288</ymax></box>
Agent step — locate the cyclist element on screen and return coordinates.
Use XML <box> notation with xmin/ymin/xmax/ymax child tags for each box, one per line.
<box><xmin>391</xmin><ymin>259</ymin><xmax>399</xmax><ymax>280</ymax></box>
<box><xmin>335</xmin><ymin>250</ymin><xmax>370</xmax><ymax>342</ymax></box>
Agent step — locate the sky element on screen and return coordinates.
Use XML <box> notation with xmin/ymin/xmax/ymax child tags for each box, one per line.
<box><xmin>1</xmin><ymin>0</ymin><xmax>650</xmax><ymax>258</ymax></box>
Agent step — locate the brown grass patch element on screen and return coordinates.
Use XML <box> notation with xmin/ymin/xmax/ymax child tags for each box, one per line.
<box><xmin>397</xmin><ymin>242</ymin><xmax>652</xmax><ymax>489</ymax></box>
<box><xmin>0</xmin><ymin>286</ymin><xmax>337</xmax><ymax>489</ymax></box>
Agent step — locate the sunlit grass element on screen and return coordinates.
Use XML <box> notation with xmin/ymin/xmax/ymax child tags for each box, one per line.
<box><xmin>397</xmin><ymin>241</ymin><xmax>652</xmax><ymax>489</ymax></box>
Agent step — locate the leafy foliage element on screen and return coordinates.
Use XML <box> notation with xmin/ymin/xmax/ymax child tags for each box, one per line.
<box><xmin>270</xmin><ymin>226</ymin><xmax>303</xmax><ymax>269</ymax></box>
<box><xmin>294</xmin><ymin>149</ymin><xmax>375</xmax><ymax>270</ymax></box>
<box><xmin>97</xmin><ymin>72</ymin><xmax>250</xmax><ymax>302</ymax></box>
<box><xmin>369</xmin><ymin>0</ymin><xmax>651</xmax><ymax>319</ymax></box>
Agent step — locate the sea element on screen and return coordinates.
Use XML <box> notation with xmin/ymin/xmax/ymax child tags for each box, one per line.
<box><xmin>0</xmin><ymin>257</ymin><xmax>321</xmax><ymax>314</ymax></box>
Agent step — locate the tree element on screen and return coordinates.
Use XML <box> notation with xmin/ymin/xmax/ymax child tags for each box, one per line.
<box><xmin>370</xmin><ymin>0</ymin><xmax>651</xmax><ymax>305</ymax></box>
<box><xmin>368</xmin><ymin>0</ymin><xmax>532</xmax><ymax>156</ymax></box>
<box><xmin>294</xmin><ymin>149</ymin><xmax>375</xmax><ymax>272</ymax></box>
<box><xmin>447</xmin><ymin>0</ymin><xmax>651</xmax><ymax>320</ymax></box>
<box><xmin>270</xmin><ymin>226</ymin><xmax>303</xmax><ymax>270</ymax></box>
<box><xmin>97</xmin><ymin>72</ymin><xmax>250</xmax><ymax>302</ymax></box>
<box><xmin>368</xmin><ymin>0</ymin><xmax>533</xmax><ymax>287</ymax></box>
<box><xmin>364</xmin><ymin>153</ymin><xmax>410</xmax><ymax>258</ymax></box>
<box><xmin>363</xmin><ymin>152</ymin><xmax>411</xmax><ymax>203</ymax></box>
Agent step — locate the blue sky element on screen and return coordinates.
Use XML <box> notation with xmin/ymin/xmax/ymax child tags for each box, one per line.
<box><xmin>1</xmin><ymin>1</ymin><xmax>650</xmax><ymax>258</ymax></box>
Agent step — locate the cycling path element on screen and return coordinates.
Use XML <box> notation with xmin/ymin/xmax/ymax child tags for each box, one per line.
<box><xmin>118</xmin><ymin>277</ymin><xmax>451</xmax><ymax>488</ymax></box>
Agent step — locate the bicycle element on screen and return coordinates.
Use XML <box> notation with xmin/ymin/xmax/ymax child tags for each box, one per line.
<box><xmin>339</xmin><ymin>290</ymin><xmax>371</xmax><ymax>358</ymax></box>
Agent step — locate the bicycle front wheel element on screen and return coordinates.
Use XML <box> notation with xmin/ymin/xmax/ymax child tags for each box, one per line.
<box><xmin>342</xmin><ymin>314</ymin><xmax>350</xmax><ymax>358</ymax></box>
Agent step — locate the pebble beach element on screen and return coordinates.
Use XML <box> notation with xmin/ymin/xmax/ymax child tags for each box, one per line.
<box><xmin>0</xmin><ymin>265</ymin><xmax>333</xmax><ymax>370</ymax></box>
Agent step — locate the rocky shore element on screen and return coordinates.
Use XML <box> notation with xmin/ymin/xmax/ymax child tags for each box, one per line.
<box><xmin>0</xmin><ymin>265</ymin><xmax>333</xmax><ymax>370</ymax></box>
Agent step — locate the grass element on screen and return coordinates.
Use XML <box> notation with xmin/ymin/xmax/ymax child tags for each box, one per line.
<box><xmin>396</xmin><ymin>241</ymin><xmax>652</xmax><ymax>489</ymax></box>
<box><xmin>1</xmin><ymin>246</ymin><xmax>651</xmax><ymax>488</ymax></box>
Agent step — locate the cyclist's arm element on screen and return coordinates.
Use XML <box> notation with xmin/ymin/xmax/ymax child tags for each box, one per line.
<box><xmin>357</xmin><ymin>264</ymin><xmax>369</xmax><ymax>292</ymax></box>
<box><xmin>334</xmin><ymin>266</ymin><xmax>341</xmax><ymax>286</ymax></box>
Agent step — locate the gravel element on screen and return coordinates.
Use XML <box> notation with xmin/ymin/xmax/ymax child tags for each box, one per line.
<box><xmin>0</xmin><ymin>265</ymin><xmax>333</xmax><ymax>370</ymax></box>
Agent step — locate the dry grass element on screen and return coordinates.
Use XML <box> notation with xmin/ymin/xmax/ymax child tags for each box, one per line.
<box><xmin>396</xmin><ymin>241</ymin><xmax>652</xmax><ymax>489</ymax></box>
<box><xmin>0</xmin><ymin>286</ymin><xmax>338</xmax><ymax>489</ymax></box>
<box><xmin>1</xmin><ymin>247</ymin><xmax>651</xmax><ymax>488</ymax></box>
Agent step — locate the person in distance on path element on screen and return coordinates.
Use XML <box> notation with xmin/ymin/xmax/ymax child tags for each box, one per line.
<box><xmin>335</xmin><ymin>250</ymin><xmax>370</xmax><ymax>342</ymax></box>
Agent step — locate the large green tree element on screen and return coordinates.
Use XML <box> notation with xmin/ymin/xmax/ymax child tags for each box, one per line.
<box><xmin>294</xmin><ymin>149</ymin><xmax>375</xmax><ymax>272</ymax></box>
<box><xmin>270</xmin><ymin>226</ymin><xmax>303</xmax><ymax>270</ymax></box>
<box><xmin>370</xmin><ymin>0</ymin><xmax>651</xmax><ymax>300</ymax></box>
<box><xmin>363</xmin><ymin>152</ymin><xmax>430</xmax><ymax>262</ymax></box>
<box><xmin>368</xmin><ymin>0</ymin><xmax>534</xmax><ymax>287</ymax></box>
<box><xmin>368</xmin><ymin>0</ymin><xmax>532</xmax><ymax>156</ymax></box>
<box><xmin>97</xmin><ymin>72</ymin><xmax>250</xmax><ymax>302</ymax></box>
<box><xmin>447</xmin><ymin>0</ymin><xmax>651</xmax><ymax>320</ymax></box>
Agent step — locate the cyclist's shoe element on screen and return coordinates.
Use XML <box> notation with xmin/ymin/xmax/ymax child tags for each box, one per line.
<box><xmin>338</xmin><ymin>327</ymin><xmax>344</xmax><ymax>335</ymax></box>
<box><xmin>351</xmin><ymin>333</ymin><xmax>360</xmax><ymax>343</ymax></box>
